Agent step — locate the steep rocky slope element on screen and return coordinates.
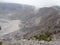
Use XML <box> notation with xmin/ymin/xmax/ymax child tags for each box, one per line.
<box><xmin>0</xmin><ymin>2</ymin><xmax>60</xmax><ymax>41</ymax></box>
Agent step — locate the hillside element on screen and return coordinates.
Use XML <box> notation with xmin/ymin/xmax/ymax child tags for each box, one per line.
<box><xmin>0</xmin><ymin>2</ymin><xmax>60</xmax><ymax>41</ymax></box>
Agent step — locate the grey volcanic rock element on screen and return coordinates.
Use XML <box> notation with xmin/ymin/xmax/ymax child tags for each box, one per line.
<box><xmin>2</xmin><ymin>40</ymin><xmax>60</xmax><ymax>45</ymax></box>
<box><xmin>0</xmin><ymin>2</ymin><xmax>60</xmax><ymax>41</ymax></box>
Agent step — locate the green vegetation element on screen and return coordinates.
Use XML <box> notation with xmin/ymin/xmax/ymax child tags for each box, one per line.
<box><xmin>31</xmin><ymin>32</ymin><xmax>52</xmax><ymax>42</ymax></box>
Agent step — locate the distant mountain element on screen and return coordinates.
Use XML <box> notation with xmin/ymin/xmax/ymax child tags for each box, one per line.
<box><xmin>53</xmin><ymin>6</ymin><xmax>60</xmax><ymax>9</ymax></box>
<box><xmin>0</xmin><ymin>2</ymin><xmax>60</xmax><ymax>41</ymax></box>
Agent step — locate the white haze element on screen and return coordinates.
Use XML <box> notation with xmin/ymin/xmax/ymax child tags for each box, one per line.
<box><xmin>0</xmin><ymin>0</ymin><xmax>60</xmax><ymax>8</ymax></box>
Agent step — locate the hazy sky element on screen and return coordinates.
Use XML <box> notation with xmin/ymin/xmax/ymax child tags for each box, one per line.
<box><xmin>0</xmin><ymin>0</ymin><xmax>60</xmax><ymax>8</ymax></box>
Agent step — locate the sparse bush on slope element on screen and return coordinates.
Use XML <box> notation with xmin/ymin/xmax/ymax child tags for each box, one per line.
<box><xmin>31</xmin><ymin>32</ymin><xmax>52</xmax><ymax>42</ymax></box>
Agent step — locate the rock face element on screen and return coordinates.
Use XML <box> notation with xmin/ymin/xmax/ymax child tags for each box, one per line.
<box><xmin>22</xmin><ymin>7</ymin><xmax>60</xmax><ymax>39</ymax></box>
<box><xmin>0</xmin><ymin>3</ymin><xmax>60</xmax><ymax>41</ymax></box>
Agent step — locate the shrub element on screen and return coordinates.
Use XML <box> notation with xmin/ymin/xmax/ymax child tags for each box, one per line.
<box><xmin>31</xmin><ymin>32</ymin><xmax>52</xmax><ymax>42</ymax></box>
